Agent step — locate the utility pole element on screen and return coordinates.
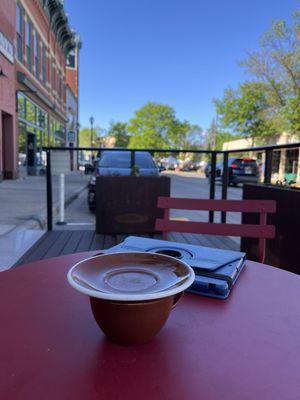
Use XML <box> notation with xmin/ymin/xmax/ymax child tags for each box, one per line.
<box><xmin>89</xmin><ymin>116</ymin><xmax>94</xmax><ymax>147</ymax></box>
<box><xmin>89</xmin><ymin>116</ymin><xmax>94</xmax><ymax>162</ymax></box>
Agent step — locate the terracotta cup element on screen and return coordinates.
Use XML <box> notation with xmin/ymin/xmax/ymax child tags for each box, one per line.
<box><xmin>90</xmin><ymin>292</ymin><xmax>183</xmax><ymax>346</ymax></box>
<box><xmin>67</xmin><ymin>252</ymin><xmax>195</xmax><ymax>346</ymax></box>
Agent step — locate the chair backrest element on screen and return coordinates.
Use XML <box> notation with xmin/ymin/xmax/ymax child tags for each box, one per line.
<box><xmin>155</xmin><ymin>197</ymin><xmax>276</xmax><ymax>263</ymax></box>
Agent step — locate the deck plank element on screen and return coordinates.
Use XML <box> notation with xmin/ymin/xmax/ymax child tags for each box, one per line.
<box><xmin>76</xmin><ymin>231</ymin><xmax>95</xmax><ymax>253</ymax></box>
<box><xmin>103</xmin><ymin>234</ymin><xmax>118</xmax><ymax>249</ymax></box>
<box><xmin>60</xmin><ymin>231</ymin><xmax>86</xmax><ymax>256</ymax></box>
<box><xmin>45</xmin><ymin>231</ymin><xmax>74</xmax><ymax>259</ymax></box>
<box><xmin>16</xmin><ymin>231</ymin><xmax>63</xmax><ymax>265</ymax></box>
<box><xmin>89</xmin><ymin>234</ymin><xmax>105</xmax><ymax>251</ymax></box>
<box><xmin>15</xmin><ymin>230</ymin><xmax>240</xmax><ymax>266</ymax></box>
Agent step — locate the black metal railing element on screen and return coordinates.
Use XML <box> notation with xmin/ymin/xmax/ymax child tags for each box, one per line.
<box><xmin>43</xmin><ymin>142</ymin><xmax>300</xmax><ymax>231</ymax></box>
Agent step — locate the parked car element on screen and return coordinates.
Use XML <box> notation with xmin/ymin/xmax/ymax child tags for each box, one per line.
<box><xmin>84</xmin><ymin>163</ymin><xmax>95</xmax><ymax>175</ymax></box>
<box><xmin>88</xmin><ymin>151</ymin><xmax>159</xmax><ymax>211</ymax></box>
<box><xmin>161</xmin><ymin>156</ymin><xmax>179</xmax><ymax>171</ymax></box>
<box><xmin>180</xmin><ymin>160</ymin><xmax>200</xmax><ymax>172</ymax></box>
<box><xmin>204</xmin><ymin>163</ymin><xmax>211</xmax><ymax>177</ymax></box>
<box><xmin>215</xmin><ymin>157</ymin><xmax>259</xmax><ymax>186</ymax></box>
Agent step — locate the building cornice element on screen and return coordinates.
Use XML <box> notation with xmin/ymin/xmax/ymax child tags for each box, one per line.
<box><xmin>40</xmin><ymin>0</ymin><xmax>76</xmax><ymax>56</ymax></box>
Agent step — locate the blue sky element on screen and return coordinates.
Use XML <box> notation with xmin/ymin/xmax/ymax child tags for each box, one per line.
<box><xmin>65</xmin><ymin>0</ymin><xmax>298</xmax><ymax>133</ymax></box>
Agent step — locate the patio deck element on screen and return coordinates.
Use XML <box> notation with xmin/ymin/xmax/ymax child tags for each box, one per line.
<box><xmin>15</xmin><ymin>230</ymin><xmax>239</xmax><ymax>266</ymax></box>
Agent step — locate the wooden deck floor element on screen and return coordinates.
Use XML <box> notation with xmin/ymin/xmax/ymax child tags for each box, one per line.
<box><xmin>15</xmin><ymin>230</ymin><xmax>239</xmax><ymax>266</ymax></box>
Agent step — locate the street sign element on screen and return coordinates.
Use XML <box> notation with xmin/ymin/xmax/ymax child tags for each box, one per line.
<box><xmin>0</xmin><ymin>31</ymin><xmax>14</xmax><ymax>63</ymax></box>
<box><xmin>67</xmin><ymin>131</ymin><xmax>76</xmax><ymax>142</ymax></box>
<box><xmin>51</xmin><ymin>151</ymin><xmax>70</xmax><ymax>175</ymax></box>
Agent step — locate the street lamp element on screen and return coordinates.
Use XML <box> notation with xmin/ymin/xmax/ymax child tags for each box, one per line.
<box><xmin>89</xmin><ymin>116</ymin><xmax>94</xmax><ymax>163</ymax></box>
<box><xmin>89</xmin><ymin>116</ymin><xmax>94</xmax><ymax>147</ymax></box>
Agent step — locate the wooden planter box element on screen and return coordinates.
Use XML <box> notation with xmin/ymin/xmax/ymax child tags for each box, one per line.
<box><xmin>96</xmin><ymin>176</ymin><xmax>171</xmax><ymax>234</ymax></box>
<box><xmin>241</xmin><ymin>183</ymin><xmax>300</xmax><ymax>274</ymax></box>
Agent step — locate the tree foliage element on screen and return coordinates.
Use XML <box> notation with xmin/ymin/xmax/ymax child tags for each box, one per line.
<box><xmin>214</xmin><ymin>81</ymin><xmax>278</xmax><ymax>140</ymax></box>
<box><xmin>205</xmin><ymin>119</ymin><xmax>241</xmax><ymax>151</ymax></box>
<box><xmin>107</xmin><ymin>121</ymin><xmax>129</xmax><ymax>148</ymax></box>
<box><xmin>128</xmin><ymin>102</ymin><xmax>202</xmax><ymax>149</ymax></box>
<box><xmin>79</xmin><ymin>126</ymin><xmax>102</xmax><ymax>147</ymax></box>
<box><xmin>216</xmin><ymin>10</ymin><xmax>300</xmax><ymax>139</ymax></box>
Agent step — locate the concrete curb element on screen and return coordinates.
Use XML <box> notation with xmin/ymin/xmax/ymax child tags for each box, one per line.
<box><xmin>16</xmin><ymin>183</ymin><xmax>88</xmax><ymax>231</ymax></box>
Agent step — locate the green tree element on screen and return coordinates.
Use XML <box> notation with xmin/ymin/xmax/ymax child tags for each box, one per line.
<box><xmin>239</xmin><ymin>10</ymin><xmax>300</xmax><ymax>136</ymax></box>
<box><xmin>205</xmin><ymin>119</ymin><xmax>240</xmax><ymax>154</ymax></box>
<box><xmin>78</xmin><ymin>127</ymin><xmax>92</xmax><ymax>147</ymax></box>
<box><xmin>128</xmin><ymin>102</ymin><xmax>202</xmax><ymax>149</ymax></box>
<box><xmin>215</xmin><ymin>10</ymin><xmax>300</xmax><ymax>139</ymax></box>
<box><xmin>214</xmin><ymin>81</ymin><xmax>278</xmax><ymax>141</ymax></box>
<box><xmin>79</xmin><ymin>126</ymin><xmax>103</xmax><ymax>147</ymax></box>
<box><xmin>215</xmin><ymin>132</ymin><xmax>241</xmax><ymax>150</ymax></box>
<box><xmin>107</xmin><ymin>121</ymin><xmax>129</xmax><ymax>148</ymax></box>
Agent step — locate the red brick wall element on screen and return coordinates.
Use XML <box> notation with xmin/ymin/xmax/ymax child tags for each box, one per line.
<box><xmin>0</xmin><ymin>0</ymin><xmax>17</xmax><ymax>178</ymax></box>
<box><xmin>18</xmin><ymin>0</ymin><xmax>67</xmax><ymax>118</ymax></box>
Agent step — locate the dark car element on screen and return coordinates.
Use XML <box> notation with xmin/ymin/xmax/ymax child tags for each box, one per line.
<box><xmin>88</xmin><ymin>151</ymin><xmax>159</xmax><ymax>211</ymax></box>
<box><xmin>204</xmin><ymin>163</ymin><xmax>211</xmax><ymax>177</ymax></box>
<box><xmin>215</xmin><ymin>157</ymin><xmax>259</xmax><ymax>186</ymax></box>
<box><xmin>84</xmin><ymin>163</ymin><xmax>95</xmax><ymax>175</ymax></box>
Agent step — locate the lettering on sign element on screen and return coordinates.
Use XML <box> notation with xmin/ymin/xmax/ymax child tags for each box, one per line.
<box><xmin>0</xmin><ymin>31</ymin><xmax>14</xmax><ymax>63</ymax></box>
<box><xmin>51</xmin><ymin>151</ymin><xmax>70</xmax><ymax>175</ymax></box>
<box><xmin>67</xmin><ymin>131</ymin><xmax>76</xmax><ymax>142</ymax></box>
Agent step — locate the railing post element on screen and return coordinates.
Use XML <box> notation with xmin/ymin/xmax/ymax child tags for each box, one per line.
<box><xmin>264</xmin><ymin>149</ymin><xmax>273</xmax><ymax>184</ymax></box>
<box><xmin>221</xmin><ymin>152</ymin><xmax>229</xmax><ymax>223</ymax></box>
<box><xmin>46</xmin><ymin>150</ymin><xmax>53</xmax><ymax>231</ymax></box>
<box><xmin>209</xmin><ymin>152</ymin><xmax>217</xmax><ymax>222</ymax></box>
<box><xmin>130</xmin><ymin>150</ymin><xmax>135</xmax><ymax>169</ymax></box>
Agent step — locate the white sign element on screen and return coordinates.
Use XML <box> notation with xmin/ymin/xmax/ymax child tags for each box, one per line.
<box><xmin>0</xmin><ymin>31</ymin><xmax>14</xmax><ymax>63</ymax></box>
<box><xmin>51</xmin><ymin>151</ymin><xmax>70</xmax><ymax>175</ymax></box>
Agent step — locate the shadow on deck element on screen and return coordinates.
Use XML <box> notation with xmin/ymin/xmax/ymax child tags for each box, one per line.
<box><xmin>15</xmin><ymin>231</ymin><xmax>239</xmax><ymax>266</ymax></box>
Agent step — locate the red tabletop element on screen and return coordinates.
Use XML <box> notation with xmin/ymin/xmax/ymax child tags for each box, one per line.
<box><xmin>0</xmin><ymin>252</ymin><xmax>300</xmax><ymax>400</ymax></box>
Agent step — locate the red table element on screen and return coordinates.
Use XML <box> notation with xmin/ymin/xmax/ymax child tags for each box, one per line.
<box><xmin>1</xmin><ymin>252</ymin><xmax>300</xmax><ymax>400</ymax></box>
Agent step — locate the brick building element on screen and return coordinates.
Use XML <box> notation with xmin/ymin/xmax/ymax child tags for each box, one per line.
<box><xmin>0</xmin><ymin>0</ymin><xmax>16</xmax><ymax>179</ymax></box>
<box><xmin>0</xmin><ymin>0</ymin><xmax>77</xmax><ymax>179</ymax></box>
<box><xmin>66</xmin><ymin>33</ymin><xmax>81</xmax><ymax>169</ymax></box>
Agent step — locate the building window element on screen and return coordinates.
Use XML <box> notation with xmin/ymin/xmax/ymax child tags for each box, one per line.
<box><xmin>17</xmin><ymin>93</ymin><xmax>26</xmax><ymax>119</ymax></box>
<box><xmin>59</xmin><ymin>74</ymin><xmax>62</xmax><ymax>99</ymax></box>
<box><xmin>50</xmin><ymin>59</ymin><xmax>53</xmax><ymax>91</ymax></box>
<box><xmin>272</xmin><ymin>151</ymin><xmax>280</xmax><ymax>174</ymax></box>
<box><xmin>25</xmin><ymin>19</ymin><xmax>32</xmax><ymax>71</ymax></box>
<box><xmin>16</xmin><ymin>4</ymin><xmax>23</xmax><ymax>62</ymax></box>
<box><xmin>67</xmin><ymin>49</ymin><xmax>76</xmax><ymax>69</ymax></box>
<box><xmin>26</xmin><ymin>99</ymin><xmax>36</xmax><ymax>125</ymax></box>
<box><xmin>42</xmin><ymin>43</ymin><xmax>47</xmax><ymax>84</ymax></box>
<box><xmin>285</xmin><ymin>149</ymin><xmax>299</xmax><ymax>175</ymax></box>
<box><xmin>34</xmin><ymin>31</ymin><xmax>40</xmax><ymax>80</ymax></box>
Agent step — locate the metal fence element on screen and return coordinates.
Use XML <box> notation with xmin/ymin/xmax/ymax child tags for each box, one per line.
<box><xmin>43</xmin><ymin>141</ymin><xmax>300</xmax><ymax>231</ymax></box>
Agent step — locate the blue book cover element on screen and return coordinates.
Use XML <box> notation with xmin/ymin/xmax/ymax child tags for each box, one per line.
<box><xmin>102</xmin><ymin>236</ymin><xmax>246</xmax><ymax>299</ymax></box>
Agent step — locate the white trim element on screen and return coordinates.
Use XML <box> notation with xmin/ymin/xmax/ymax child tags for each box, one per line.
<box><xmin>67</xmin><ymin>252</ymin><xmax>195</xmax><ymax>302</ymax></box>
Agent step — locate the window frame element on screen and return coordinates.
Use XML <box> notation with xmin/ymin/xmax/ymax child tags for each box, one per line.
<box><xmin>25</xmin><ymin>18</ymin><xmax>33</xmax><ymax>71</ymax></box>
<box><xmin>34</xmin><ymin>30</ymin><xmax>40</xmax><ymax>80</ymax></box>
<box><xmin>16</xmin><ymin>3</ymin><xmax>24</xmax><ymax>62</ymax></box>
<box><xmin>42</xmin><ymin>42</ymin><xmax>47</xmax><ymax>84</ymax></box>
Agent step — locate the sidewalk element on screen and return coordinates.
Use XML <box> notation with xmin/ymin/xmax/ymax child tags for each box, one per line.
<box><xmin>0</xmin><ymin>172</ymin><xmax>90</xmax><ymax>270</ymax></box>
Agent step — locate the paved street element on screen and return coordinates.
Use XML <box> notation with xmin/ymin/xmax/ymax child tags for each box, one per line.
<box><xmin>57</xmin><ymin>172</ymin><xmax>243</xmax><ymax>229</ymax></box>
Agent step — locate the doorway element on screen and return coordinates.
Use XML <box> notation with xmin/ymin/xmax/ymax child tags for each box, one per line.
<box><xmin>27</xmin><ymin>132</ymin><xmax>36</xmax><ymax>175</ymax></box>
<box><xmin>1</xmin><ymin>112</ymin><xmax>14</xmax><ymax>179</ymax></box>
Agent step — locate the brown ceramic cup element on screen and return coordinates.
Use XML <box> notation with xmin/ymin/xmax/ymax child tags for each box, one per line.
<box><xmin>67</xmin><ymin>252</ymin><xmax>195</xmax><ymax>346</ymax></box>
<box><xmin>90</xmin><ymin>292</ymin><xmax>183</xmax><ymax>345</ymax></box>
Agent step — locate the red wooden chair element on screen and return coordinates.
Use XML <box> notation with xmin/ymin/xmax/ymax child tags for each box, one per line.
<box><xmin>155</xmin><ymin>197</ymin><xmax>276</xmax><ymax>263</ymax></box>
